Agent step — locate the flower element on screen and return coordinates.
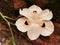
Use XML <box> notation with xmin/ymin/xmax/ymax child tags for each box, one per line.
<box><xmin>15</xmin><ymin>5</ymin><xmax>54</xmax><ymax>40</ymax></box>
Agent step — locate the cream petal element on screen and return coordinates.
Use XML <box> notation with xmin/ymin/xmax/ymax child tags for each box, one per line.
<box><xmin>19</xmin><ymin>9</ymin><xmax>31</xmax><ymax>19</ymax></box>
<box><xmin>27</xmin><ymin>24</ymin><xmax>41</xmax><ymax>40</ymax></box>
<box><xmin>40</xmin><ymin>21</ymin><xmax>54</xmax><ymax>36</ymax></box>
<box><xmin>40</xmin><ymin>9</ymin><xmax>53</xmax><ymax>20</ymax></box>
<box><xmin>29</xmin><ymin>5</ymin><xmax>42</xmax><ymax>14</ymax></box>
<box><xmin>15</xmin><ymin>18</ymin><xmax>30</xmax><ymax>32</ymax></box>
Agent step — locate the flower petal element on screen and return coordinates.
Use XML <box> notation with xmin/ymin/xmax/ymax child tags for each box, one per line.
<box><xmin>40</xmin><ymin>9</ymin><xmax>53</xmax><ymax>20</ymax></box>
<box><xmin>27</xmin><ymin>24</ymin><xmax>41</xmax><ymax>40</ymax></box>
<box><xmin>40</xmin><ymin>21</ymin><xmax>54</xmax><ymax>36</ymax></box>
<box><xmin>29</xmin><ymin>5</ymin><xmax>42</xmax><ymax>14</ymax></box>
<box><xmin>15</xmin><ymin>18</ymin><xmax>30</xmax><ymax>32</ymax></box>
<box><xmin>19</xmin><ymin>9</ymin><xmax>31</xmax><ymax>19</ymax></box>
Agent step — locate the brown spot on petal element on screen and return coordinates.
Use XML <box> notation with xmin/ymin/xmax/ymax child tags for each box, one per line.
<box><xmin>25</xmin><ymin>21</ymin><xmax>29</xmax><ymax>25</ymax></box>
<box><xmin>41</xmin><ymin>23</ymin><xmax>45</xmax><ymax>27</ymax></box>
<box><xmin>33</xmin><ymin>11</ymin><xmax>37</xmax><ymax>13</ymax></box>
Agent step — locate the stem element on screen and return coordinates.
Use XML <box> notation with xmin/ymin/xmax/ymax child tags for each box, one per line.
<box><xmin>10</xmin><ymin>22</ymin><xmax>15</xmax><ymax>26</ymax></box>
<box><xmin>8</xmin><ymin>22</ymin><xmax>16</xmax><ymax>45</ymax></box>
<box><xmin>0</xmin><ymin>12</ymin><xmax>16</xmax><ymax>45</ymax></box>
<box><xmin>4</xmin><ymin>16</ymin><xmax>16</xmax><ymax>21</ymax></box>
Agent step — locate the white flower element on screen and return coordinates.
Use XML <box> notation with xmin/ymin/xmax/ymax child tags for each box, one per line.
<box><xmin>15</xmin><ymin>5</ymin><xmax>54</xmax><ymax>40</ymax></box>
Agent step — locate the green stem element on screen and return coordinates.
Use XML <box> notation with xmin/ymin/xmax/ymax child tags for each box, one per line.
<box><xmin>4</xmin><ymin>16</ymin><xmax>16</xmax><ymax>21</ymax></box>
<box><xmin>10</xmin><ymin>22</ymin><xmax>15</xmax><ymax>26</ymax></box>
<box><xmin>0</xmin><ymin>12</ymin><xmax>16</xmax><ymax>45</ymax></box>
<box><xmin>8</xmin><ymin>22</ymin><xmax>16</xmax><ymax>45</ymax></box>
